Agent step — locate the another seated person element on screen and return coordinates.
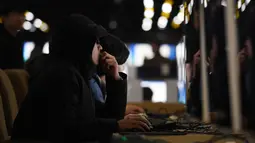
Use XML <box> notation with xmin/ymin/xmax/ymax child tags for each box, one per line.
<box><xmin>12</xmin><ymin>14</ymin><xmax>150</xmax><ymax>143</ymax></box>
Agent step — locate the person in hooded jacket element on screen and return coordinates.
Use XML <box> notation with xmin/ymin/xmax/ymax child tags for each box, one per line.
<box><xmin>0</xmin><ymin>5</ymin><xmax>25</xmax><ymax>69</ymax></box>
<box><xmin>11</xmin><ymin>14</ymin><xmax>150</xmax><ymax>143</ymax></box>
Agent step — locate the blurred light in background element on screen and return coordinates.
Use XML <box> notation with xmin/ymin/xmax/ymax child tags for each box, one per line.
<box><xmin>128</xmin><ymin>43</ymin><xmax>177</xmax><ymax>67</ymax></box>
<box><xmin>25</xmin><ymin>11</ymin><xmax>34</xmax><ymax>21</ymax></box>
<box><xmin>142</xmin><ymin>0</ymin><xmax>154</xmax><ymax>31</ymax></box>
<box><xmin>23</xmin><ymin>42</ymin><xmax>35</xmax><ymax>61</ymax></box>
<box><xmin>143</xmin><ymin>0</ymin><xmax>154</xmax><ymax>9</ymax></box>
<box><xmin>144</xmin><ymin>9</ymin><xmax>154</xmax><ymax>19</ymax></box>
<box><xmin>157</xmin><ymin>0</ymin><xmax>173</xmax><ymax>30</ymax></box>
<box><xmin>246</xmin><ymin>0</ymin><xmax>251</xmax><ymax>5</ymax></box>
<box><xmin>141</xmin><ymin>81</ymin><xmax>167</xmax><ymax>102</ymax></box>
<box><xmin>29</xmin><ymin>25</ymin><xmax>36</xmax><ymax>32</ymax></box>
<box><xmin>238</xmin><ymin>0</ymin><xmax>242</xmax><ymax>9</ymax></box>
<box><xmin>23</xmin><ymin>21</ymin><xmax>32</xmax><ymax>30</ymax></box>
<box><xmin>157</xmin><ymin>16</ymin><xmax>168</xmax><ymax>29</ymax></box>
<box><xmin>142</xmin><ymin>18</ymin><xmax>153</xmax><ymax>31</ymax></box>
<box><xmin>162</xmin><ymin>2</ymin><xmax>172</xmax><ymax>13</ymax></box>
<box><xmin>109</xmin><ymin>20</ymin><xmax>118</xmax><ymax>29</ymax></box>
<box><xmin>171</xmin><ymin>4</ymin><xmax>184</xmax><ymax>28</ymax></box>
<box><xmin>128</xmin><ymin>43</ymin><xmax>154</xmax><ymax>67</ymax></box>
<box><xmin>241</xmin><ymin>3</ymin><xmax>246</xmax><ymax>12</ymax></box>
<box><xmin>33</xmin><ymin>18</ymin><xmax>42</xmax><ymax>28</ymax></box>
<box><xmin>159</xmin><ymin>44</ymin><xmax>176</xmax><ymax>60</ymax></box>
<box><xmin>40</xmin><ymin>22</ymin><xmax>49</xmax><ymax>32</ymax></box>
<box><xmin>177</xmin><ymin>81</ymin><xmax>186</xmax><ymax>104</ymax></box>
<box><xmin>42</xmin><ymin>42</ymin><xmax>50</xmax><ymax>54</ymax></box>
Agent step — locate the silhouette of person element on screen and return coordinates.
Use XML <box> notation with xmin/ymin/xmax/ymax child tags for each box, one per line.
<box><xmin>143</xmin><ymin>87</ymin><xmax>153</xmax><ymax>101</ymax></box>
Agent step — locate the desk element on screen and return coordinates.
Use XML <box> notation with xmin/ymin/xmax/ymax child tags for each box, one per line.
<box><xmin>147</xmin><ymin>134</ymin><xmax>246</xmax><ymax>143</ymax></box>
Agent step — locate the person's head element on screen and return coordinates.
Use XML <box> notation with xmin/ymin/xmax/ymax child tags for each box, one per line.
<box><xmin>1</xmin><ymin>6</ymin><xmax>25</xmax><ymax>31</ymax></box>
<box><xmin>50</xmin><ymin>14</ymin><xmax>106</xmax><ymax>78</ymax></box>
<box><xmin>143</xmin><ymin>87</ymin><xmax>153</xmax><ymax>101</ymax></box>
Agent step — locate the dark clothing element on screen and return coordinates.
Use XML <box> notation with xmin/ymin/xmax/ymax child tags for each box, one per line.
<box><xmin>12</xmin><ymin>15</ymin><xmax>127</xmax><ymax>143</ymax></box>
<box><xmin>92</xmin><ymin>73</ymin><xmax>127</xmax><ymax>120</ymax></box>
<box><xmin>0</xmin><ymin>24</ymin><xmax>24</xmax><ymax>69</ymax></box>
<box><xmin>12</xmin><ymin>55</ymin><xmax>126</xmax><ymax>142</ymax></box>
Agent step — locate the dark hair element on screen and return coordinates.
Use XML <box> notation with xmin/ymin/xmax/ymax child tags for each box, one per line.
<box><xmin>0</xmin><ymin>4</ymin><xmax>26</xmax><ymax>16</ymax></box>
<box><xmin>143</xmin><ymin>87</ymin><xmax>153</xmax><ymax>101</ymax></box>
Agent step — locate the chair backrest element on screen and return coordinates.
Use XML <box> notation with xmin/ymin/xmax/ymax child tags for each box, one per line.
<box><xmin>0</xmin><ymin>95</ymin><xmax>9</xmax><ymax>142</ymax></box>
<box><xmin>4</xmin><ymin>69</ymin><xmax>29</xmax><ymax>108</ymax></box>
<box><xmin>0</xmin><ymin>69</ymin><xmax>18</xmax><ymax>135</ymax></box>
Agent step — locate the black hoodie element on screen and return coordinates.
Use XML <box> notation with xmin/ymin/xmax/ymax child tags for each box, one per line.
<box><xmin>12</xmin><ymin>14</ymin><xmax>126</xmax><ymax>143</ymax></box>
<box><xmin>0</xmin><ymin>24</ymin><xmax>24</xmax><ymax>69</ymax></box>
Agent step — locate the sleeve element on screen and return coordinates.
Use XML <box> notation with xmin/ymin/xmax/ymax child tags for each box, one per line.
<box><xmin>104</xmin><ymin>72</ymin><xmax>127</xmax><ymax>120</ymax></box>
<box><xmin>47</xmin><ymin>70</ymin><xmax>118</xmax><ymax>142</ymax></box>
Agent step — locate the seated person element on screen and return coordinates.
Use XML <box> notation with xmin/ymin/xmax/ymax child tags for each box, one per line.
<box><xmin>12</xmin><ymin>14</ymin><xmax>150</xmax><ymax>143</ymax></box>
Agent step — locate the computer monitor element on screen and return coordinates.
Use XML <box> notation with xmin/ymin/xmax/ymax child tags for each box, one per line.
<box><xmin>23</xmin><ymin>42</ymin><xmax>35</xmax><ymax>62</ymax></box>
<box><xmin>140</xmin><ymin>81</ymin><xmax>167</xmax><ymax>103</ymax></box>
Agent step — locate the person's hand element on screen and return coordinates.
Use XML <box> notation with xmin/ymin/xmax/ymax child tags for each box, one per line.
<box><xmin>100</xmin><ymin>51</ymin><xmax>121</xmax><ymax>80</ymax></box>
<box><xmin>193</xmin><ymin>50</ymin><xmax>201</xmax><ymax>65</ymax></box>
<box><xmin>118</xmin><ymin>114</ymin><xmax>151</xmax><ymax>132</ymax></box>
<box><xmin>125</xmin><ymin>105</ymin><xmax>145</xmax><ymax>115</ymax></box>
<box><xmin>192</xmin><ymin>50</ymin><xmax>200</xmax><ymax>78</ymax></box>
<box><xmin>238</xmin><ymin>49</ymin><xmax>247</xmax><ymax>64</ymax></box>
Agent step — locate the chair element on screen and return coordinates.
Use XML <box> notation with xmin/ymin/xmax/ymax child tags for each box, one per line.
<box><xmin>0</xmin><ymin>69</ymin><xmax>18</xmax><ymax>135</ymax></box>
<box><xmin>0</xmin><ymin>95</ymin><xmax>9</xmax><ymax>142</ymax></box>
<box><xmin>4</xmin><ymin>69</ymin><xmax>29</xmax><ymax>108</ymax></box>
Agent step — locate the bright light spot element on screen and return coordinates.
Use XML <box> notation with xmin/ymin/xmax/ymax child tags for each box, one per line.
<box><xmin>176</xmin><ymin>42</ymin><xmax>185</xmax><ymax>59</ymax></box>
<box><xmin>25</xmin><ymin>11</ymin><xmax>34</xmax><ymax>21</ymax></box>
<box><xmin>40</xmin><ymin>23</ymin><xmax>49</xmax><ymax>32</ymax></box>
<box><xmin>144</xmin><ymin>9</ymin><xmax>154</xmax><ymax>18</ymax></box>
<box><xmin>29</xmin><ymin>25</ymin><xmax>36</xmax><ymax>32</ymax></box>
<box><xmin>173</xmin><ymin>17</ymin><xmax>182</xmax><ymax>25</ymax></box>
<box><xmin>159</xmin><ymin>44</ymin><xmax>171</xmax><ymax>58</ymax></box>
<box><xmin>109</xmin><ymin>21</ymin><xmax>118</xmax><ymax>29</ymax></box>
<box><xmin>180</xmin><ymin>5</ymin><xmax>185</xmax><ymax>12</ymax></box>
<box><xmin>42</xmin><ymin>42</ymin><xmax>50</xmax><ymax>54</ymax></box>
<box><xmin>142</xmin><ymin>18</ymin><xmax>153</xmax><ymax>31</ymax></box>
<box><xmin>142</xmin><ymin>23</ymin><xmax>152</xmax><ymax>31</ymax></box>
<box><xmin>246</xmin><ymin>0</ymin><xmax>251</xmax><ymax>5</ymax></box>
<box><xmin>177</xmin><ymin>12</ymin><xmax>185</xmax><ymax>21</ymax></box>
<box><xmin>128</xmin><ymin>44</ymin><xmax>154</xmax><ymax>66</ymax></box>
<box><xmin>185</xmin><ymin>16</ymin><xmax>189</xmax><ymax>24</ymax></box>
<box><xmin>143</xmin><ymin>0</ymin><xmax>154</xmax><ymax>8</ymax></box>
<box><xmin>204</xmin><ymin>0</ymin><xmax>207</xmax><ymax>8</ymax></box>
<box><xmin>221</xmin><ymin>0</ymin><xmax>227</xmax><ymax>7</ymax></box>
<box><xmin>241</xmin><ymin>4</ymin><xmax>246</xmax><ymax>12</ymax></box>
<box><xmin>237</xmin><ymin>0</ymin><xmax>242</xmax><ymax>9</ymax></box>
<box><xmin>162</xmin><ymin>3</ymin><xmax>172</xmax><ymax>13</ymax></box>
<box><xmin>190</xmin><ymin>0</ymin><xmax>194</xmax><ymax>6</ymax></box>
<box><xmin>157</xmin><ymin>16</ymin><xmax>168</xmax><ymax>29</ymax></box>
<box><xmin>23</xmin><ymin>42</ymin><xmax>35</xmax><ymax>61</ymax></box>
<box><xmin>23</xmin><ymin>21</ymin><xmax>32</xmax><ymax>30</ymax></box>
<box><xmin>188</xmin><ymin>4</ymin><xmax>193</xmax><ymax>14</ymax></box>
<box><xmin>34</xmin><ymin>18</ymin><xmax>42</xmax><ymax>28</ymax></box>
<box><xmin>140</xmin><ymin>81</ymin><xmax>167</xmax><ymax>103</ymax></box>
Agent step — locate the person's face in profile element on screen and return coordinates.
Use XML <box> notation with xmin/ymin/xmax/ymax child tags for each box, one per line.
<box><xmin>3</xmin><ymin>12</ymin><xmax>25</xmax><ymax>30</ymax></box>
<box><xmin>92</xmin><ymin>39</ymin><xmax>102</xmax><ymax>65</ymax></box>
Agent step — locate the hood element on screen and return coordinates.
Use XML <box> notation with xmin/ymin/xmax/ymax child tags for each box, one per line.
<box><xmin>100</xmin><ymin>34</ymin><xmax>129</xmax><ymax>65</ymax></box>
<box><xmin>26</xmin><ymin>54</ymin><xmax>49</xmax><ymax>81</ymax></box>
<box><xmin>49</xmin><ymin>14</ymin><xmax>101</xmax><ymax>79</ymax></box>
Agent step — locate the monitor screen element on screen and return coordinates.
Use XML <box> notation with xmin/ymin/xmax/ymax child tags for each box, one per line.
<box><xmin>128</xmin><ymin>43</ymin><xmax>177</xmax><ymax>67</ymax></box>
<box><xmin>140</xmin><ymin>81</ymin><xmax>167</xmax><ymax>102</ymax></box>
<box><xmin>23</xmin><ymin>42</ymin><xmax>35</xmax><ymax>62</ymax></box>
